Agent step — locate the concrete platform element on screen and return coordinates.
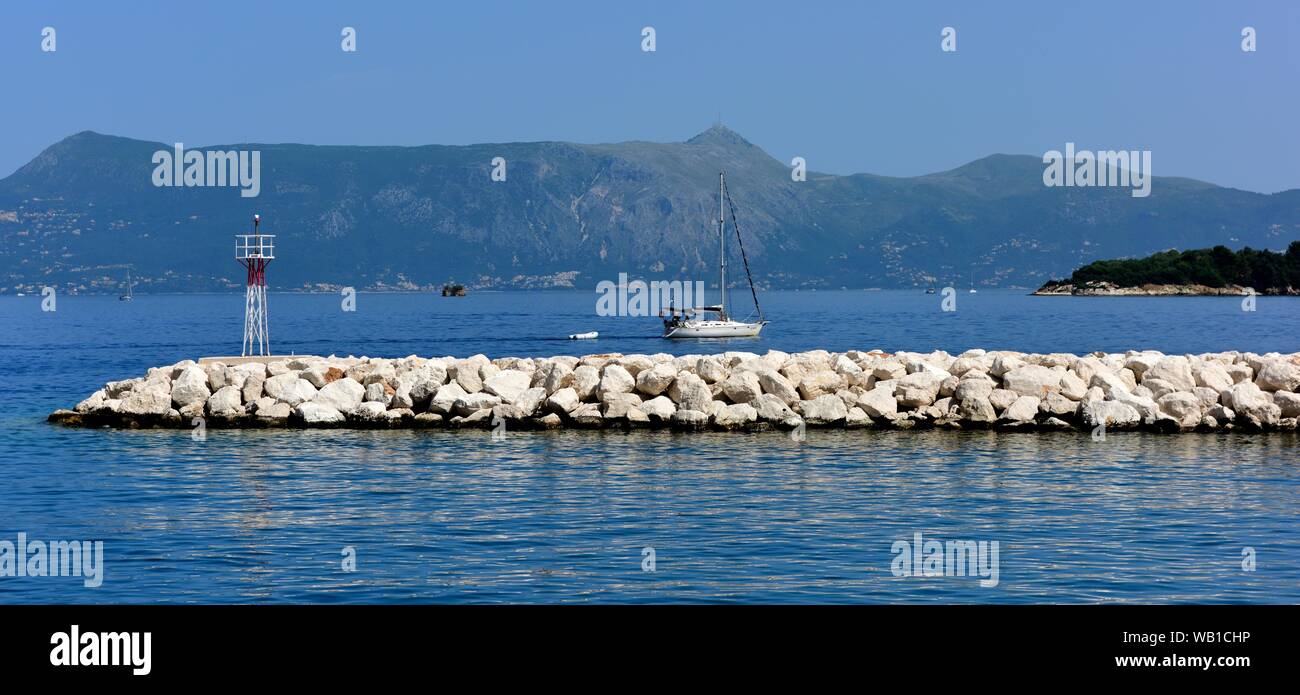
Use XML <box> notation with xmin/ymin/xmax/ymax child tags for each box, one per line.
<box><xmin>198</xmin><ymin>355</ymin><xmax>321</xmax><ymax>366</ymax></box>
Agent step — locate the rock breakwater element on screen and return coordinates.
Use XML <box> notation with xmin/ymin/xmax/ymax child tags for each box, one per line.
<box><xmin>48</xmin><ymin>349</ymin><xmax>1300</xmax><ymax>433</ymax></box>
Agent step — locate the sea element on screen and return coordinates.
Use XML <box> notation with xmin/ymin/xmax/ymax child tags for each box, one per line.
<box><xmin>1</xmin><ymin>289</ymin><xmax>1296</xmax><ymax>603</ymax></box>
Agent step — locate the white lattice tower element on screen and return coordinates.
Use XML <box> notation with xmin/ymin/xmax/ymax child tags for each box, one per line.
<box><xmin>235</xmin><ymin>215</ymin><xmax>274</xmax><ymax>356</ymax></box>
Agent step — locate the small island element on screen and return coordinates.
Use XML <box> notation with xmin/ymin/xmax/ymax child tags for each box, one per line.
<box><xmin>1035</xmin><ymin>242</ymin><xmax>1300</xmax><ymax>296</ymax></box>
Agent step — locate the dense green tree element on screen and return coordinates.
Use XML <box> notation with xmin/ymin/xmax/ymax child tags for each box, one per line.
<box><xmin>1061</xmin><ymin>243</ymin><xmax>1300</xmax><ymax>292</ymax></box>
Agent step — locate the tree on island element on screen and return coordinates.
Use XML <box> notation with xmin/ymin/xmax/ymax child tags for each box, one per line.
<box><xmin>1051</xmin><ymin>241</ymin><xmax>1300</xmax><ymax>293</ymax></box>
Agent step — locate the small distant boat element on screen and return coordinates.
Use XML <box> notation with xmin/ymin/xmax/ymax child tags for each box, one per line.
<box><xmin>568</xmin><ymin>331</ymin><xmax>598</xmax><ymax>340</ymax></box>
<box><xmin>119</xmin><ymin>270</ymin><xmax>134</xmax><ymax>301</ymax></box>
<box><xmin>662</xmin><ymin>172</ymin><xmax>767</xmax><ymax>339</ymax></box>
<box><xmin>969</xmin><ymin>270</ymin><xmax>978</xmax><ymax>293</ymax></box>
<box><xmin>925</xmin><ymin>287</ymin><xmax>936</xmax><ymax>294</ymax></box>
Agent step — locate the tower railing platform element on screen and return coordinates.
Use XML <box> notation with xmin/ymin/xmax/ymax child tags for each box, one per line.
<box><xmin>235</xmin><ymin>234</ymin><xmax>275</xmax><ymax>260</ymax></box>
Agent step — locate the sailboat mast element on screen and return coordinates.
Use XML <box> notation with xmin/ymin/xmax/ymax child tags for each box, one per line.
<box><xmin>718</xmin><ymin>172</ymin><xmax>726</xmax><ymax>319</ymax></box>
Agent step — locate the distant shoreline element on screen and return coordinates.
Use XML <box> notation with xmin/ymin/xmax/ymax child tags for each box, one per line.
<box><xmin>1033</xmin><ymin>281</ymin><xmax>1298</xmax><ymax>297</ymax></box>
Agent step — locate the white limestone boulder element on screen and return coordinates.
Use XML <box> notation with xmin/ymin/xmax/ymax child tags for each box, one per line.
<box><xmin>295</xmin><ymin>402</ymin><xmax>345</xmax><ymax>425</ymax></box>
<box><xmin>484</xmin><ymin>370</ymin><xmax>532</xmax><ymax>403</ymax></box>
<box><xmin>802</xmin><ymin>394</ymin><xmax>848</xmax><ymax>425</ymax></box>
<box><xmin>206</xmin><ymin>386</ymin><xmax>243</xmax><ymax>417</ymax></box>
<box><xmin>170</xmin><ymin>365</ymin><xmax>212</xmax><ymax>408</ymax></box>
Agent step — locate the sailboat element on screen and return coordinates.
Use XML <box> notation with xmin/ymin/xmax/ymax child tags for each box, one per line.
<box><xmin>119</xmin><ymin>269</ymin><xmax>134</xmax><ymax>301</ymax></box>
<box><xmin>969</xmin><ymin>269</ymin><xmax>977</xmax><ymax>294</ymax></box>
<box><xmin>662</xmin><ymin>172</ymin><xmax>767</xmax><ymax>339</ymax></box>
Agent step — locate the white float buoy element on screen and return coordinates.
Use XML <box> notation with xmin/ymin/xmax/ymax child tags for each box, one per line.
<box><xmin>568</xmin><ymin>331</ymin><xmax>598</xmax><ymax>340</ymax></box>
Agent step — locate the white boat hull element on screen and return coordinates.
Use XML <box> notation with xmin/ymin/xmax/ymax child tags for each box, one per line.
<box><xmin>664</xmin><ymin>320</ymin><xmax>766</xmax><ymax>339</ymax></box>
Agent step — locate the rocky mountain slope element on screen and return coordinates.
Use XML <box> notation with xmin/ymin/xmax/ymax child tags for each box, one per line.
<box><xmin>3</xmin><ymin>125</ymin><xmax>1298</xmax><ymax>294</ymax></box>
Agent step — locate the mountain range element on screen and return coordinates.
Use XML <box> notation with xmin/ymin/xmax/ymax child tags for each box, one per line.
<box><xmin>2</xmin><ymin>125</ymin><xmax>1297</xmax><ymax>294</ymax></box>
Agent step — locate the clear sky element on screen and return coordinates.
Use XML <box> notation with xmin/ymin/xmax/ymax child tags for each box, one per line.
<box><xmin>2</xmin><ymin>0</ymin><xmax>1297</xmax><ymax>192</ymax></box>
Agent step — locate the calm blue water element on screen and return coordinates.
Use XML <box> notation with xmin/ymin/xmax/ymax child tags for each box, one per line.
<box><xmin>1</xmin><ymin>290</ymin><xmax>1297</xmax><ymax>603</ymax></box>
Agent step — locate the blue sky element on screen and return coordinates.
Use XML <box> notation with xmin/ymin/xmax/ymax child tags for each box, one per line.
<box><xmin>2</xmin><ymin>1</ymin><xmax>1297</xmax><ymax>192</ymax></box>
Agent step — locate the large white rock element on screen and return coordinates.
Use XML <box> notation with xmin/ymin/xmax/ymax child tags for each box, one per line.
<box><xmin>276</xmin><ymin>378</ymin><xmax>319</xmax><ymax>407</ymax></box>
<box><xmin>797</xmin><ymin>371</ymin><xmax>843</xmax><ymax>400</ymax></box>
<box><xmin>895</xmin><ymin>372</ymin><xmax>942</xmax><ymax>409</ymax></box>
<box><xmin>1081</xmin><ymin>400</ymin><xmax>1141</xmax><ymax>428</ymax></box>
<box><xmin>1058</xmin><ymin>372</ymin><xmax>1088</xmax><ymax>400</ymax></box>
<box><xmin>484</xmin><ymin>370</ymin><xmax>532</xmax><ymax>403</ymax></box>
<box><xmin>615</xmin><ymin>354</ymin><xmax>654</xmax><ymax>377</ymax></box>
<box><xmin>1144</xmin><ymin>356</ymin><xmax>1195</xmax><ymax>392</ymax></box>
<box><xmin>597</xmin><ymin>364</ymin><xmax>636</xmax><ymax>401</ymax></box>
<box><xmin>667</xmin><ymin>372</ymin><xmax>713</xmax><ymax>412</ymax></box>
<box><xmin>301</xmin><ymin>364</ymin><xmax>334</xmax><ymax>389</ymax></box>
<box><xmin>671</xmin><ymin>409</ymin><xmax>709</xmax><ymax>429</ymax></box>
<box><xmin>1112</xmin><ymin>390</ymin><xmax>1160</xmax><ymax>423</ymax></box>
<box><xmin>1002</xmin><ymin>365</ymin><xmax>1061</xmax><ymax>397</ymax></box>
<box><xmin>1123</xmin><ymin>352</ymin><xmax>1164</xmax><ymax>379</ymax></box>
<box><xmin>513</xmin><ymin>387</ymin><xmax>547</xmax><ymax>416</ymax></box>
<box><xmin>206</xmin><ymin>386</ymin><xmax>243</xmax><ymax>416</ymax></box>
<box><xmin>635</xmin><ymin>363</ymin><xmax>677</xmax><ymax>396</ymax></box>
<box><xmin>364</xmin><ymin>382</ymin><xmax>390</xmax><ymax>404</ymax></box>
<box><xmin>294</xmin><ymin>402</ymin><xmax>345</xmax><ymax>424</ymax></box>
<box><xmin>957</xmin><ymin>396</ymin><xmax>997</xmax><ymax>423</ymax></box>
<box><xmin>453</xmin><ymin>359</ymin><xmax>483</xmax><ymax>393</ymax></box>
<box><xmin>104</xmin><ymin>378</ymin><xmax>142</xmax><ymax>399</ymax></box>
<box><xmin>544</xmin><ymin>387</ymin><xmax>580</xmax><ymax>414</ymax></box>
<box><xmin>314</xmin><ymin>378</ymin><xmax>365</xmax><ymax>412</ymax></box>
<box><xmin>954</xmin><ymin>378</ymin><xmax>994</xmax><ymax>402</ymax></box>
<box><xmin>1039</xmin><ymin>392</ymin><xmax>1078</xmax><ymax>417</ymax></box>
<box><xmin>1141</xmin><ymin>378</ymin><xmax>1178</xmax><ymax>401</ymax></box>
<box><xmin>1254</xmin><ymin>360</ymin><xmax>1300</xmax><ymax>392</ymax></box>
<box><xmin>405</xmin><ymin>363</ymin><xmax>448</xmax><ymax>402</ymax></box>
<box><xmin>1157</xmin><ymin>391</ymin><xmax>1202</xmax><ymax>428</ymax></box>
<box><xmin>989</xmin><ymin>389</ymin><xmax>1019</xmax><ymax>412</ymax></box>
<box><xmin>1089</xmin><ymin>371</ymin><xmax>1131</xmax><ymax>398</ymax></box>
<box><xmin>695</xmin><ymin>356</ymin><xmax>727</xmax><ymax>383</ymax></box>
<box><xmin>714</xmin><ymin>403</ymin><xmax>758</xmax><ymax>429</ymax></box>
<box><xmin>240</xmin><ymin>371</ymin><xmax>265</xmax><ymax>403</ymax></box>
<box><xmin>871</xmin><ymin>359</ymin><xmax>907</xmax><ymax>381</ymax></box>
<box><xmin>832</xmin><ymin>354</ymin><xmax>862</xmax><ymax>376</ymax></box>
<box><xmin>752</xmin><ymin>393</ymin><xmax>796</xmax><ymax>422</ymax></box>
<box><xmin>1002</xmin><ymin>396</ymin><xmax>1041</xmax><ymax>422</ymax></box>
<box><xmin>990</xmin><ymin>354</ymin><xmax>1026</xmax><ymax>377</ymax></box>
<box><xmin>262</xmin><ymin>372</ymin><xmax>299</xmax><ymax>399</ymax></box>
<box><xmin>429</xmin><ymin>382</ymin><xmax>469</xmax><ymax>415</ymax></box>
<box><xmin>119</xmin><ymin>379</ymin><xmax>172</xmax><ymax>416</ymax></box>
<box><xmin>571</xmin><ymin>365</ymin><xmax>601</xmax><ymax>401</ymax></box>
<box><xmin>640</xmin><ymin>395</ymin><xmax>677</xmax><ymax>421</ymax></box>
<box><xmin>720</xmin><ymin>370</ymin><xmax>763</xmax><ymax>404</ymax></box>
<box><xmin>1192</xmin><ymin>362</ymin><xmax>1234</xmax><ymax>393</ymax></box>
<box><xmin>757</xmin><ymin>370</ymin><xmax>801</xmax><ymax>405</ymax></box>
<box><xmin>533</xmin><ymin>361</ymin><xmax>574</xmax><ymax>395</ymax></box>
<box><xmin>802</xmin><ymin>394</ymin><xmax>848</xmax><ymax>424</ymax></box>
<box><xmin>1274</xmin><ymin>391</ymin><xmax>1300</xmax><ymax>418</ymax></box>
<box><xmin>856</xmin><ymin>386</ymin><xmax>898</xmax><ymax>418</ymax></box>
<box><xmin>170</xmin><ymin>365</ymin><xmax>212</xmax><ymax>408</ymax></box>
<box><xmin>1228</xmin><ymin>381</ymin><xmax>1281</xmax><ymax>426</ymax></box>
<box><xmin>453</xmin><ymin>392</ymin><xmax>502</xmax><ymax>417</ymax></box>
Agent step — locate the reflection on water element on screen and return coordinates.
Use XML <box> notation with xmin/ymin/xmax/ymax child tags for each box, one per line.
<box><xmin>1</xmin><ymin>426</ymin><xmax>1296</xmax><ymax>603</ymax></box>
